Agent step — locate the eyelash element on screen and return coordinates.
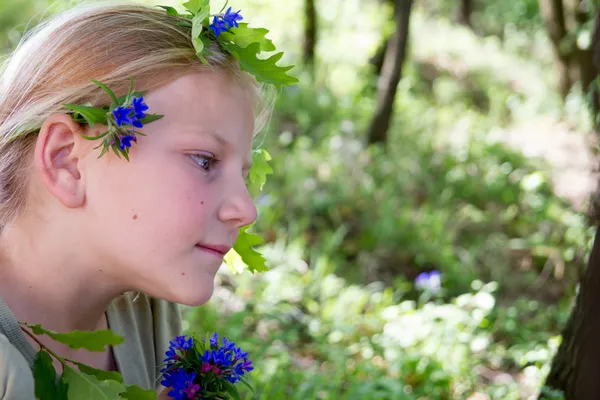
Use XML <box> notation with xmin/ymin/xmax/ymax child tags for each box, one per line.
<box><xmin>189</xmin><ymin>153</ymin><xmax>219</xmax><ymax>172</ymax></box>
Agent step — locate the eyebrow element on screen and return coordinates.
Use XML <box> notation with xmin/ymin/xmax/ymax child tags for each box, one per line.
<box><xmin>202</xmin><ymin>130</ymin><xmax>253</xmax><ymax>172</ymax></box>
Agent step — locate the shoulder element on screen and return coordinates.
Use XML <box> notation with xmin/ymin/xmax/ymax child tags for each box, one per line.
<box><xmin>0</xmin><ymin>334</ymin><xmax>35</xmax><ymax>400</ymax></box>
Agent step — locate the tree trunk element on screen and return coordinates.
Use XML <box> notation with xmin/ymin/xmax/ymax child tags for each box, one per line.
<box><xmin>568</xmin><ymin>1</ymin><xmax>595</xmax><ymax>87</ymax></box>
<box><xmin>539</xmin><ymin>0</ymin><xmax>572</xmax><ymax>98</ymax></box>
<box><xmin>456</xmin><ymin>0</ymin><xmax>474</xmax><ymax>28</ymax></box>
<box><xmin>370</xmin><ymin>37</ymin><xmax>390</xmax><ymax>77</ymax></box>
<box><xmin>366</xmin><ymin>0</ymin><xmax>413</xmax><ymax>145</ymax></box>
<box><xmin>303</xmin><ymin>0</ymin><xmax>317</xmax><ymax>67</ymax></box>
<box><xmin>540</xmin><ymin>227</ymin><xmax>600</xmax><ymax>399</ymax></box>
<box><xmin>571</xmin><ymin>1</ymin><xmax>598</xmax><ymax>116</ymax></box>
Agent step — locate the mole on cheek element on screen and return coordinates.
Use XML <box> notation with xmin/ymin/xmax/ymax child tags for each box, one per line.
<box><xmin>132</xmin><ymin>214</ymin><xmax>138</xmax><ymax>220</ymax></box>
<box><xmin>201</xmin><ymin>201</ymin><xmax>204</xmax><ymax>205</ymax></box>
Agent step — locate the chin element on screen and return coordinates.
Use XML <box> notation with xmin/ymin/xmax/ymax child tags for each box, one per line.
<box><xmin>161</xmin><ymin>276</ymin><xmax>216</xmax><ymax>307</ymax></box>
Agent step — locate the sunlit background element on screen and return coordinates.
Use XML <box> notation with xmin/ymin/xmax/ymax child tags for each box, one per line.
<box><xmin>3</xmin><ymin>0</ymin><xmax>599</xmax><ymax>398</ymax></box>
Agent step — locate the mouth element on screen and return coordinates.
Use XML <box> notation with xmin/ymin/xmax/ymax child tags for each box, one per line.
<box><xmin>195</xmin><ymin>243</ymin><xmax>231</xmax><ymax>257</ymax></box>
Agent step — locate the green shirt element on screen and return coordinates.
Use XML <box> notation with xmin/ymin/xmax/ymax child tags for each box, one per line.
<box><xmin>0</xmin><ymin>294</ymin><xmax>182</xmax><ymax>399</ymax></box>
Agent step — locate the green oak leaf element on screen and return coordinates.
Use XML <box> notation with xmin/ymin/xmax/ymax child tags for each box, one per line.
<box><xmin>192</xmin><ymin>15</ymin><xmax>204</xmax><ymax>39</ymax></box>
<box><xmin>63</xmin><ymin>105</ymin><xmax>107</xmax><ymax>128</ymax></box>
<box><xmin>24</xmin><ymin>323</ymin><xmax>124</xmax><ymax>352</ymax></box>
<box><xmin>33</xmin><ymin>351</ymin><xmax>58</xmax><ymax>400</ymax></box>
<box><xmin>56</xmin><ymin>378</ymin><xmax>69</xmax><ymax>400</ymax></box>
<box><xmin>183</xmin><ymin>0</ymin><xmax>209</xmax><ymax>15</ymax></box>
<box><xmin>61</xmin><ymin>365</ymin><xmax>125</xmax><ymax>400</ymax></box>
<box><xmin>71</xmin><ymin>362</ymin><xmax>124</xmax><ymax>383</ymax></box>
<box><xmin>192</xmin><ymin>37</ymin><xmax>205</xmax><ymax>57</ymax></box>
<box><xmin>222</xmin><ymin>42</ymin><xmax>298</xmax><ymax>87</ymax></box>
<box><xmin>219</xmin><ymin>23</ymin><xmax>276</xmax><ymax>52</ymax></box>
<box><xmin>120</xmin><ymin>384</ymin><xmax>157</xmax><ymax>400</ymax></box>
<box><xmin>250</xmin><ymin>149</ymin><xmax>273</xmax><ymax>191</ymax></box>
<box><xmin>231</xmin><ymin>225</ymin><xmax>268</xmax><ymax>273</ymax></box>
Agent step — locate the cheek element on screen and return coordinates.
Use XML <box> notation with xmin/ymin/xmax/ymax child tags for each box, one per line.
<box><xmin>94</xmin><ymin>160</ymin><xmax>209</xmax><ymax>240</ymax></box>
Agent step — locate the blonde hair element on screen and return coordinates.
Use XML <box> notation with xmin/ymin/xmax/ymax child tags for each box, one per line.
<box><xmin>0</xmin><ymin>0</ymin><xmax>275</xmax><ymax>226</ymax></box>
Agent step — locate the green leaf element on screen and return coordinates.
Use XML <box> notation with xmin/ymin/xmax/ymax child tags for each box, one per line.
<box><xmin>61</xmin><ymin>365</ymin><xmax>125</xmax><ymax>400</ymax></box>
<box><xmin>33</xmin><ymin>350</ymin><xmax>58</xmax><ymax>400</ymax></box>
<box><xmin>63</xmin><ymin>105</ymin><xmax>107</xmax><ymax>128</ymax></box>
<box><xmin>137</xmin><ymin>114</ymin><xmax>164</xmax><ymax>125</ymax></box>
<box><xmin>192</xmin><ymin>37</ymin><xmax>205</xmax><ymax>56</ymax></box>
<box><xmin>223</xmin><ymin>380</ymin><xmax>241</xmax><ymax>400</ymax></box>
<box><xmin>71</xmin><ymin>362</ymin><xmax>123</xmax><ymax>383</ymax></box>
<box><xmin>183</xmin><ymin>0</ymin><xmax>209</xmax><ymax>15</ymax></box>
<box><xmin>249</xmin><ymin>149</ymin><xmax>273</xmax><ymax>191</ymax></box>
<box><xmin>92</xmin><ymin>80</ymin><xmax>119</xmax><ymax>106</ymax></box>
<box><xmin>176</xmin><ymin>20</ymin><xmax>193</xmax><ymax>28</ymax></box>
<box><xmin>219</xmin><ymin>23</ymin><xmax>276</xmax><ymax>52</ymax></box>
<box><xmin>156</xmin><ymin>5</ymin><xmax>180</xmax><ymax>17</ymax></box>
<box><xmin>192</xmin><ymin>12</ymin><xmax>208</xmax><ymax>39</ymax></box>
<box><xmin>24</xmin><ymin>323</ymin><xmax>124</xmax><ymax>352</ymax></box>
<box><xmin>231</xmin><ymin>225</ymin><xmax>268</xmax><ymax>273</ymax></box>
<box><xmin>194</xmin><ymin>333</ymin><xmax>205</xmax><ymax>353</ymax></box>
<box><xmin>56</xmin><ymin>378</ymin><xmax>69</xmax><ymax>400</ymax></box>
<box><xmin>205</xmin><ymin>332</ymin><xmax>213</xmax><ymax>348</ymax></box>
<box><xmin>81</xmin><ymin>129</ymin><xmax>111</xmax><ymax>141</ymax></box>
<box><xmin>115</xmin><ymin>91</ymin><xmax>148</xmax><ymax>107</ymax></box>
<box><xmin>239</xmin><ymin>376</ymin><xmax>255</xmax><ymax>394</ymax></box>
<box><xmin>120</xmin><ymin>384</ymin><xmax>156</xmax><ymax>400</ymax></box>
<box><xmin>222</xmin><ymin>42</ymin><xmax>298</xmax><ymax>87</ymax></box>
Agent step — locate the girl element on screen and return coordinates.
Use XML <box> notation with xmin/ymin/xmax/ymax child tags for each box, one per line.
<box><xmin>0</xmin><ymin>1</ymin><xmax>278</xmax><ymax>398</ymax></box>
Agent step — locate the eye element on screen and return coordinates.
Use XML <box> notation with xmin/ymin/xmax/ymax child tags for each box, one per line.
<box><xmin>189</xmin><ymin>153</ymin><xmax>218</xmax><ymax>172</ymax></box>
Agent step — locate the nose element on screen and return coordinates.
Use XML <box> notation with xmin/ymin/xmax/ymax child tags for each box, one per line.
<box><xmin>217</xmin><ymin>177</ymin><xmax>258</xmax><ymax>229</ymax></box>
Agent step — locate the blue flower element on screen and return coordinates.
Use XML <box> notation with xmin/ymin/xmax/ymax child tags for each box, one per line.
<box><xmin>164</xmin><ymin>335</ymin><xmax>193</xmax><ymax>362</ymax></box>
<box><xmin>222</xmin><ymin>337</ymin><xmax>236</xmax><ymax>351</ymax></box>
<box><xmin>112</xmin><ymin>106</ymin><xmax>133</xmax><ymax>127</ymax></box>
<box><xmin>233</xmin><ymin>346</ymin><xmax>248</xmax><ymax>360</ymax></box>
<box><xmin>119</xmin><ymin>135</ymin><xmax>136</xmax><ymax>150</ymax></box>
<box><xmin>167</xmin><ymin>369</ymin><xmax>197</xmax><ymax>400</ymax></box>
<box><xmin>211</xmin><ymin>349</ymin><xmax>233</xmax><ymax>367</ymax></box>
<box><xmin>132</xmin><ymin>96</ymin><xmax>149</xmax><ymax>119</ymax></box>
<box><xmin>171</xmin><ymin>336</ymin><xmax>194</xmax><ymax>351</ymax></box>
<box><xmin>222</xmin><ymin>7</ymin><xmax>243</xmax><ymax>28</ymax></box>
<box><xmin>209</xmin><ymin>332</ymin><xmax>218</xmax><ymax>348</ymax></box>
<box><xmin>415</xmin><ymin>270</ymin><xmax>441</xmax><ymax>294</ymax></box>
<box><xmin>200</xmin><ymin>349</ymin><xmax>213</xmax><ymax>363</ymax></box>
<box><xmin>210</xmin><ymin>17</ymin><xmax>228</xmax><ymax>36</ymax></box>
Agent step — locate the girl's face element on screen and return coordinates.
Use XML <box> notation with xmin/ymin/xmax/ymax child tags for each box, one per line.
<box><xmin>82</xmin><ymin>71</ymin><xmax>258</xmax><ymax>306</ymax></box>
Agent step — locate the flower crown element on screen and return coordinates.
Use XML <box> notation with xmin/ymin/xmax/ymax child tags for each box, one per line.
<box><xmin>31</xmin><ymin>0</ymin><xmax>297</xmax><ymax>160</ymax></box>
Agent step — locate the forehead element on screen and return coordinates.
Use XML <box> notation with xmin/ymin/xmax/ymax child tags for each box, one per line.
<box><xmin>145</xmin><ymin>71</ymin><xmax>255</xmax><ymax>139</ymax></box>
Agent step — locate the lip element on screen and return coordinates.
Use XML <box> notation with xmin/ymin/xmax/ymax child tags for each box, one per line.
<box><xmin>196</xmin><ymin>243</ymin><xmax>231</xmax><ymax>256</ymax></box>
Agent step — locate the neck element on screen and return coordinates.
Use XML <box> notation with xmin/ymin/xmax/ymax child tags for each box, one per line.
<box><xmin>0</xmin><ymin>220</ymin><xmax>126</xmax><ymax>333</ymax></box>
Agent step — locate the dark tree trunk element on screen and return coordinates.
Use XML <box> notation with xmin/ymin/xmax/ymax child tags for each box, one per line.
<box><xmin>541</xmin><ymin>14</ymin><xmax>600</xmax><ymax>399</ymax></box>
<box><xmin>571</xmin><ymin>1</ymin><xmax>598</xmax><ymax>116</ymax></box>
<box><xmin>456</xmin><ymin>0</ymin><xmax>474</xmax><ymax>28</ymax></box>
<box><xmin>539</xmin><ymin>0</ymin><xmax>572</xmax><ymax>98</ymax></box>
<box><xmin>366</xmin><ymin>0</ymin><xmax>413</xmax><ymax>145</ymax></box>
<box><xmin>573</xmin><ymin>0</ymin><xmax>596</xmax><ymax>91</ymax></box>
<box><xmin>370</xmin><ymin>37</ymin><xmax>390</xmax><ymax>77</ymax></box>
<box><xmin>540</xmin><ymin>227</ymin><xmax>600</xmax><ymax>399</ymax></box>
<box><xmin>303</xmin><ymin>0</ymin><xmax>317</xmax><ymax>66</ymax></box>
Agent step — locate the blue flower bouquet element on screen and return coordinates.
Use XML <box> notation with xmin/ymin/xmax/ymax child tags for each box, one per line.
<box><xmin>161</xmin><ymin>333</ymin><xmax>254</xmax><ymax>399</ymax></box>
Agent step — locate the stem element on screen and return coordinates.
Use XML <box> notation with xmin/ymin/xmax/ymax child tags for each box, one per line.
<box><xmin>19</xmin><ymin>325</ymin><xmax>66</xmax><ymax>365</ymax></box>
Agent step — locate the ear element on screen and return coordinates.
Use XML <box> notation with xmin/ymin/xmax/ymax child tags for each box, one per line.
<box><xmin>34</xmin><ymin>113</ymin><xmax>85</xmax><ymax>208</ymax></box>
